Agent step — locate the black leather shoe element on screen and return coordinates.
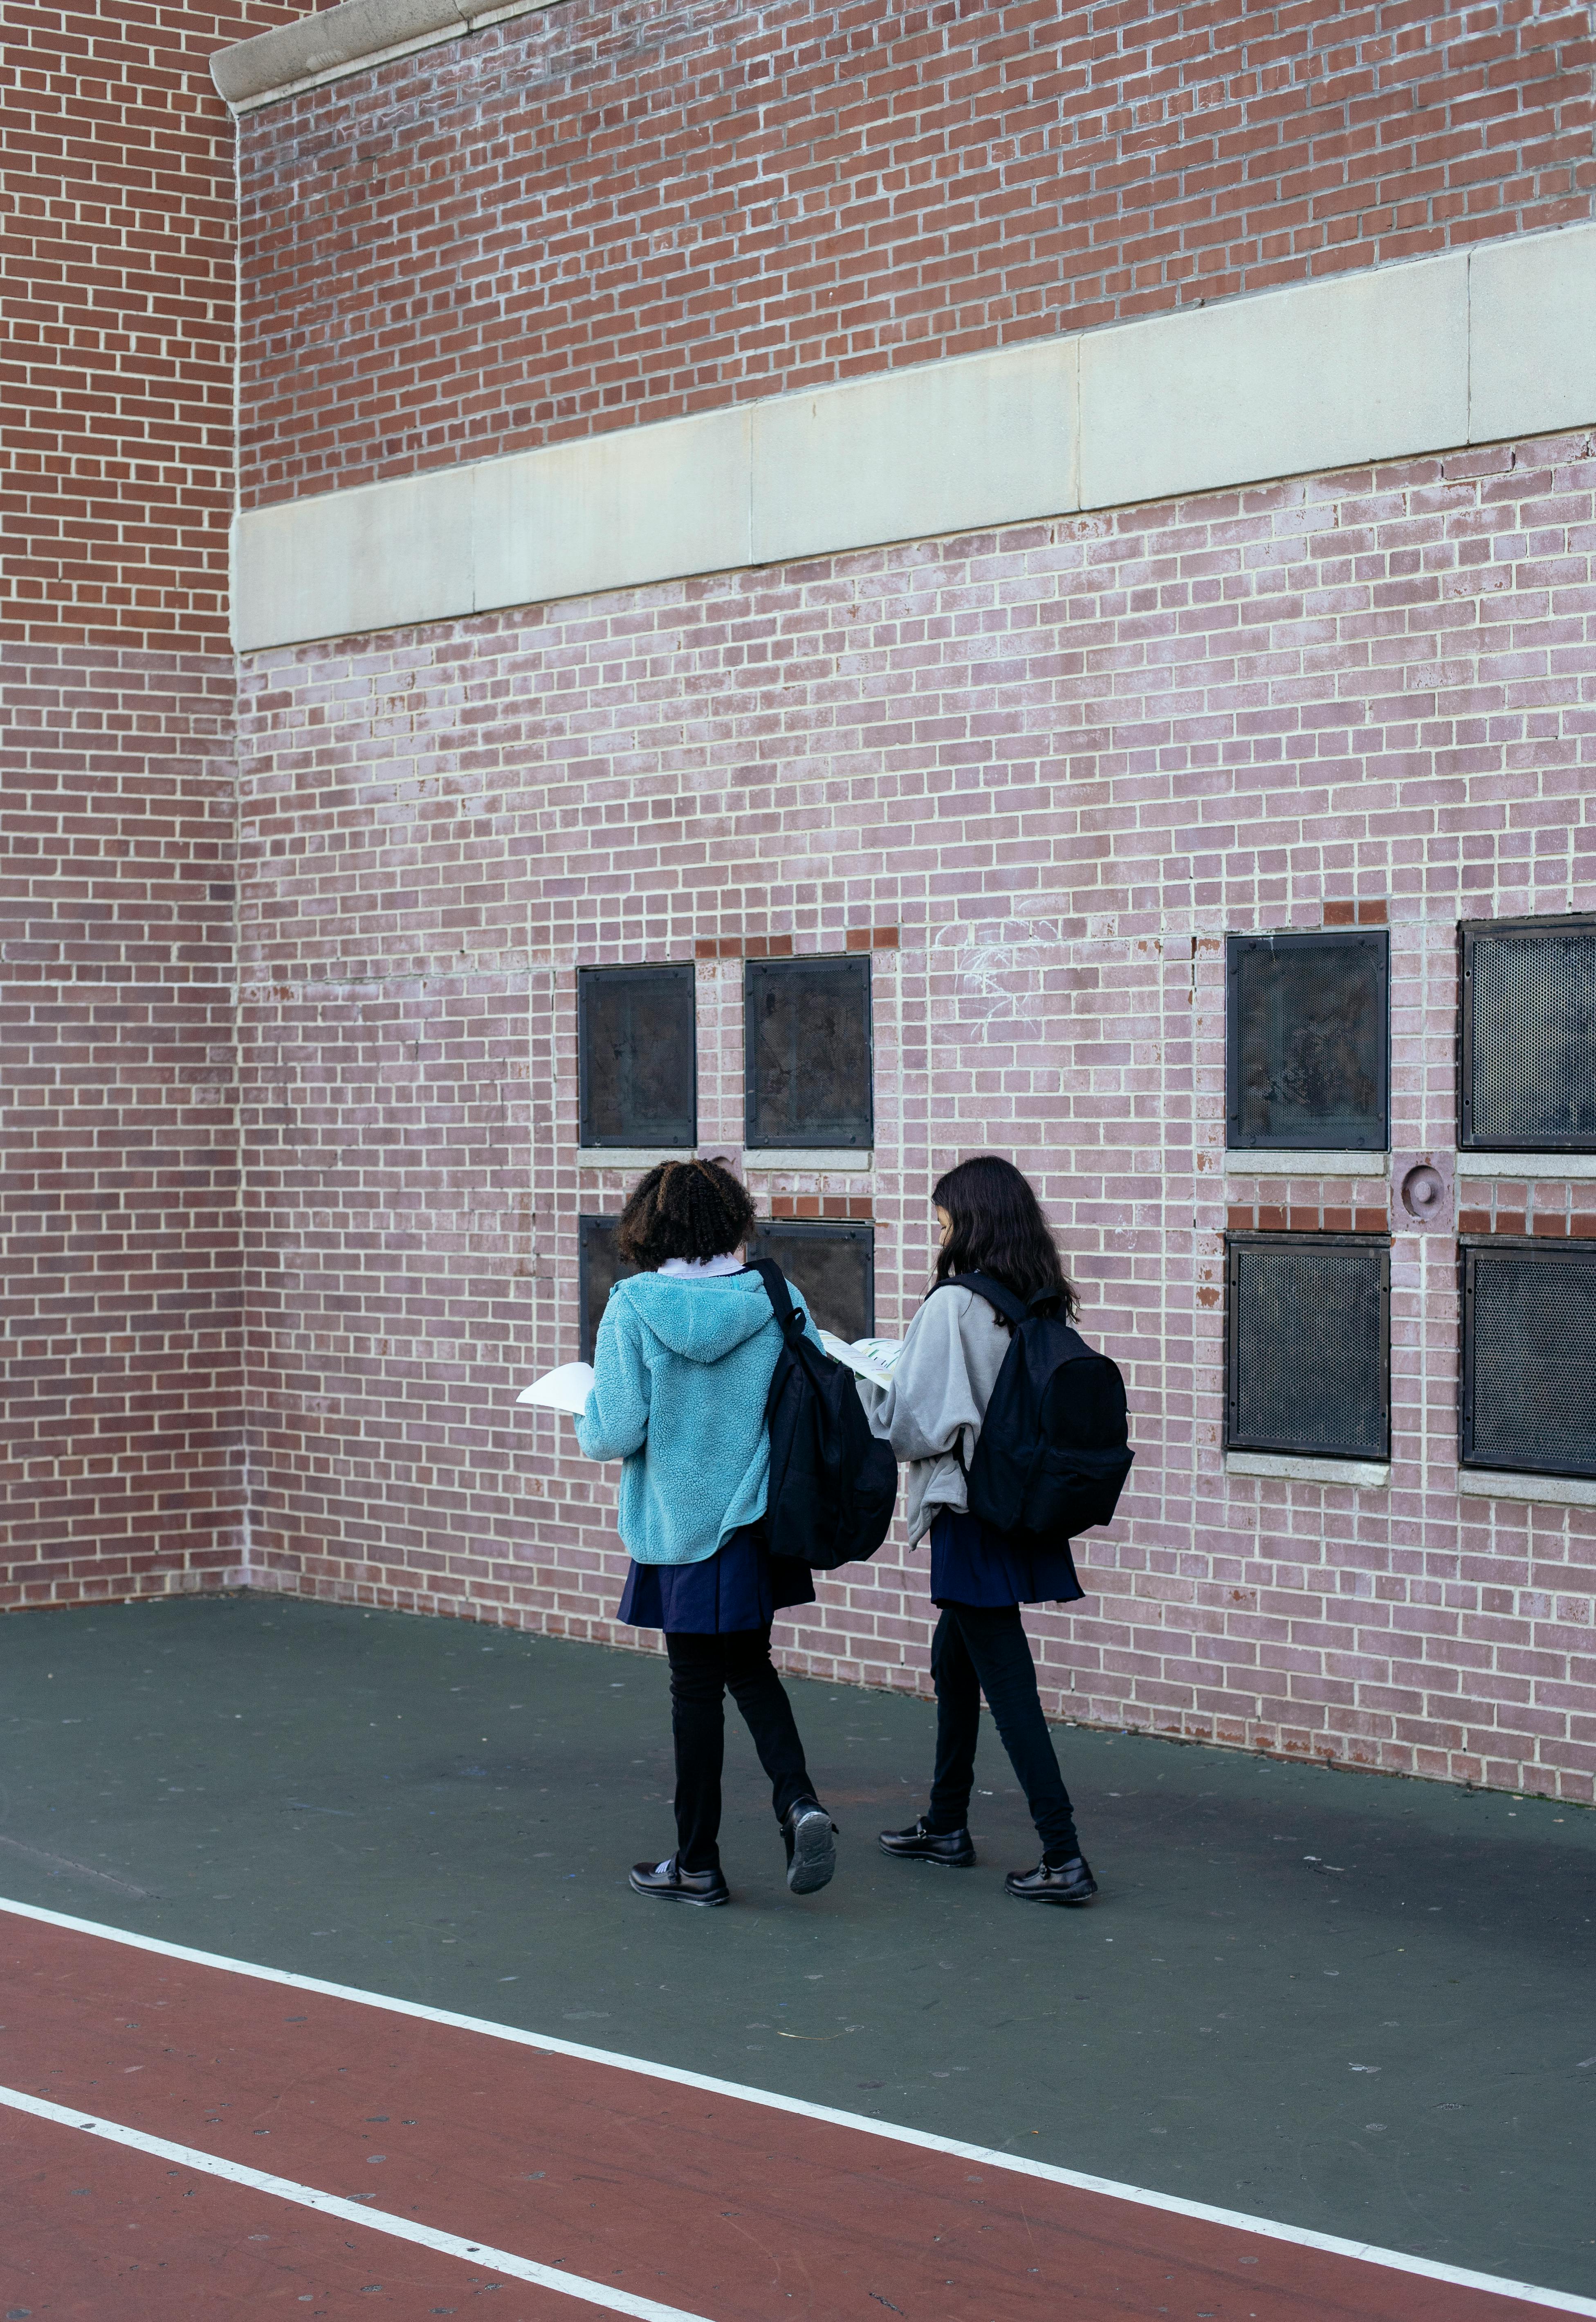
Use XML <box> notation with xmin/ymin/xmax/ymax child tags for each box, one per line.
<box><xmin>782</xmin><ymin>1800</ymin><xmax>837</xmax><ymax>1895</ymax></box>
<box><xmin>878</xmin><ymin>1819</ymin><xmax>976</xmax><ymax>1868</ymax></box>
<box><xmin>1005</xmin><ymin>1855</ymin><xmax>1098</xmax><ymax>1905</ymax></box>
<box><xmin>628</xmin><ymin>1855</ymin><xmax>730</xmax><ymax>1907</ymax></box>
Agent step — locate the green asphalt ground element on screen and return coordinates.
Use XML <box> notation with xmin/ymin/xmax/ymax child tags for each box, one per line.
<box><xmin>1</xmin><ymin>1595</ymin><xmax>1592</xmax><ymax>2302</ymax></box>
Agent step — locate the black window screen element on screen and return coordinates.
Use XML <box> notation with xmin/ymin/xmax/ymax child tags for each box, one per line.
<box><xmin>578</xmin><ymin>965</ymin><xmax>696</xmax><ymax>1149</ymax></box>
<box><xmin>745</xmin><ymin>957</ymin><xmax>872</xmax><ymax>1149</ymax></box>
<box><xmin>1460</xmin><ymin>916</ymin><xmax>1596</xmax><ymax>1151</ymax></box>
<box><xmin>578</xmin><ymin>1216</ymin><xmax>638</xmax><ymax>1362</ymax></box>
<box><xmin>1461</xmin><ymin>1240</ymin><xmax>1596</xmax><ymax>1478</ymax></box>
<box><xmin>1227</xmin><ymin>931</ymin><xmax>1389</xmax><ymax>1149</ymax></box>
<box><xmin>749</xmin><ymin>1220</ymin><xmax>874</xmax><ymax>1343</ymax></box>
<box><xmin>1225</xmin><ymin>1233</ymin><xmax>1390</xmax><ymax>1460</ymax></box>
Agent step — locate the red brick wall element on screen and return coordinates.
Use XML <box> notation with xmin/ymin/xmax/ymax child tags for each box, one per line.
<box><xmin>0</xmin><ymin>644</ymin><xmax>245</xmax><ymax>1605</ymax></box>
<box><xmin>236</xmin><ymin>428</ymin><xmax>1596</xmax><ymax>1804</ymax></box>
<box><xmin>1458</xmin><ymin>1183</ymin><xmax>1596</xmax><ymax>1238</ymax></box>
<box><xmin>2</xmin><ymin>1</ymin><xmax>310</xmax><ymax>650</ymax></box>
<box><xmin>239</xmin><ymin>0</ymin><xmax>1596</xmax><ymax>509</ymax></box>
<box><xmin>0</xmin><ymin>1</ymin><xmax>313</xmax><ymax>1607</ymax></box>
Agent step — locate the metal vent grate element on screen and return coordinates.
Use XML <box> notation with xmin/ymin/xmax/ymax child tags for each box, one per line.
<box><xmin>749</xmin><ymin>1220</ymin><xmax>874</xmax><ymax>1342</ymax></box>
<box><xmin>1226</xmin><ymin>1234</ymin><xmax>1389</xmax><ymax>1459</ymax></box>
<box><xmin>578</xmin><ymin>1215</ymin><xmax>638</xmax><ymax>1362</ymax></box>
<box><xmin>746</xmin><ymin>956</ymin><xmax>873</xmax><ymax>1148</ymax></box>
<box><xmin>579</xmin><ymin>964</ymin><xmax>696</xmax><ymax>1148</ymax></box>
<box><xmin>1461</xmin><ymin>1241</ymin><xmax>1596</xmax><ymax>1478</ymax></box>
<box><xmin>1227</xmin><ymin>931</ymin><xmax>1388</xmax><ymax>1150</ymax></box>
<box><xmin>1461</xmin><ymin>917</ymin><xmax>1596</xmax><ymax>1151</ymax></box>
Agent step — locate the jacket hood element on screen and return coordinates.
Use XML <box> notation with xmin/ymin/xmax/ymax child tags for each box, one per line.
<box><xmin>613</xmin><ymin>1268</ymin><xmax>781</xmax><ymax>1364</ymax></box>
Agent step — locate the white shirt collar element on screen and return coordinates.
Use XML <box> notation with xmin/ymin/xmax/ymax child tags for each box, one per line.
<box><xmin>657</xmin><ymin>1251</ymin><xmax>745</xmax><ymax>1279</ymax></box>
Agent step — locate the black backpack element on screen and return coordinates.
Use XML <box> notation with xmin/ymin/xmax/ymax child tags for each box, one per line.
<box><xmin>751</xmin><ymin>1261</ymin><xmax>898</xmax><ymax>1570</ymax></box>
<box><xmin>941</xmin><ymin>1272</ymin><xmax>1134</xmax><ymax>1539</ymax></box>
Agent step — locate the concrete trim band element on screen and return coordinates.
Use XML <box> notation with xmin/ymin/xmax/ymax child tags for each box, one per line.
<box><xmin>212</xmin><ymin>0</ymin><xmax>563</xmax><ymax>110</ymax></box>
<box><xmin>1225</xmin><ymin>1452</ymin><xmax>1393</xmax><ymax>1490</ymax></box>
<box><xmin>232</xmin><ymin>222</ymin><xmax>1596</xmax><ymax>654</ymax></box>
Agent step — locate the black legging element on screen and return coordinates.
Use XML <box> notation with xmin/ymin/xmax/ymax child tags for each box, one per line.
<box><xmin>666</xmin><ymin>1629</ymin><xmax>816</xmax><ymax>1871</ymax></box>
<box><xmin>927</xmin><ymin>1603</ymin><xmax>1080</xmax><ymax>1861</ymax></box>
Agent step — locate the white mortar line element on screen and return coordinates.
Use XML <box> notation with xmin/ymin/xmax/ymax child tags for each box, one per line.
<box><xmin>0</xmin><ymin>2084</ymin><xmax>710</xmax><ymax>2322</ymax></box>
<box><xmin>225</xmin><ymin>87</ymin><xmax>251</xmax><ymax>1586</ymax></box>
<box><xmin>1</xmin><ymin>1894</ymin><xmax>1590</xmax><ymax>2315</ymax></box>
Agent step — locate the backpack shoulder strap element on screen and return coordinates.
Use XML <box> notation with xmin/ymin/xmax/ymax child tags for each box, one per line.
<box><xmin>942</xmin><ymin>1271</ymin><xmax>1028</xmax><ymax>1328</ymax></box>
<box><xmin>749</xmin><ymin>1257</ymin><xmax>805</xmax><ymax>1336</ymax></box>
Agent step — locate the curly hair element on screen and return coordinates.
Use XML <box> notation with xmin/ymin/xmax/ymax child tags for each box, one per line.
<box><xmin>931</xmin><ymin>1154</ymin><xmax>1077</xmax><ymax>1317</ymax></box>
<box><xmin>615</xmin><ymin>1157</ymin><xmax>756</xmax><ymax>1269</ymax></box>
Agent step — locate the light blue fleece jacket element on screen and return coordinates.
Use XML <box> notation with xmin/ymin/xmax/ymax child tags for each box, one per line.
<box><xmin>573</xmin><ymin>1268</ymin><xmax>822</xmax><ymax>1565</ymax></box>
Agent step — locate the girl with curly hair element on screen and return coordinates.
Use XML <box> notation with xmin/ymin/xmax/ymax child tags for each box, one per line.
<box><xmin>575</xmin><ymin>1158</ymin><xmax>837</xmax><ymax>1908</ymax></box>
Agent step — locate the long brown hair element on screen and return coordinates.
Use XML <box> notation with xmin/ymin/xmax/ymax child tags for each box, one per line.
<box><xmin>931</xmin><ymin>1155</ymin><xmax>1076</xmax><ymax>1315</ymax></box>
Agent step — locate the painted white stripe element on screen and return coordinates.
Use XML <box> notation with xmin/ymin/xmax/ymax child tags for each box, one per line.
<box><xmin>231</xmin><ymin>222</ymin><xmax>1596</xmax><ymax>655</ymax></box>
<box><xmin>1</xmin><ymin>1893</ymin><xmax>1589</xmax><ymax>2317</ymax></box>
<box><xmin>0</xmin><ymin>2083</ymin><xmax>712</xmax><ymax>2322</ymax></box>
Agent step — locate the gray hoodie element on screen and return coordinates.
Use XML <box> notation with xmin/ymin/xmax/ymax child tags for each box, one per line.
<box><xmin>856</xmin><ymin>1285</ymin><xmax>1011</xmax><ymax>1543</ymax></box>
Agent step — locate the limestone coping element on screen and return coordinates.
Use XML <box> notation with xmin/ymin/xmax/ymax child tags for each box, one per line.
<box><xmin>212</xmin><ymin>0</ymin><xmax>559</xmax><ymax>111</ymax></box>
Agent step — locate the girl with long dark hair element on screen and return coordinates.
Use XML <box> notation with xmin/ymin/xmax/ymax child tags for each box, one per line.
<box><xmin>574</xmin><ymin>1158</ymin><xmax>838</xmax><ymax>1908</ymax></box>
<box><xmin>859</xmin><ymin>1155</ymin><xmax>1097</xmax><ymax>1904</ymax></box>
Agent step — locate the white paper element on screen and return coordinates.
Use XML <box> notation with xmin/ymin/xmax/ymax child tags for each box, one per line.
<box><xmin>516</xmin><ymin>1362</ymin><xmax>595</xmax><ymax>1415</ymax></box>
<box><xmin>819</xmin><ymin>1330</ymin><xmax>903</xmax><ymax>1385</ymax></box>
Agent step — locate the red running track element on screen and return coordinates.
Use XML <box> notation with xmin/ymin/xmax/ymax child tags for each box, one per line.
<box><xmin>0</xmin><ymin>1903</ymin><xmax>1582</xmax><ymax>2322</ymax></box>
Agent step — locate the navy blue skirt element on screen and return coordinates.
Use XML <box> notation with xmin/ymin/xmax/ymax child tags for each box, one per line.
<box><xmin>616</xmin><ymin>1521</ymin><xmax>817</xmax><ymax>1635</ymax></box>
<box><xmin>928</xmin><ymin>1508</ymin><xmax>1085</xmax><ymax>1610</ymax></box>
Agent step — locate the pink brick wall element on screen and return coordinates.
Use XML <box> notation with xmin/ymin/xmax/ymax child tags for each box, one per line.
<box><xmin>0</xmin><ymin>641</ymin><xmax>246</xmax><ymax>1607</ymax></box>
<box><xmin>236</xmin><ymin>426</ymin><xmax>1596</xmax><ymax>1803</ymax></box>
<box><xmin>239</xmin><ymin>0</ymin><xmax>1596</xmax><ymax>509</ymax></box>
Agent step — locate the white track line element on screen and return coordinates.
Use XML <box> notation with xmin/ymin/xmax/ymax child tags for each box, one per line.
<box><xmin>0</xmin><ymin>2084</ymin><xmax>712</xmax><ymax>2322</ymax></box>
<box><xmin>2</xmin><ymin>1893</ymin><xmax>1590</xmax><ymax>2318</ymax></box>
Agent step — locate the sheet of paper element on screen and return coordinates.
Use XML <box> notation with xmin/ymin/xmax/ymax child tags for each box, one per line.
<box><xmin>516</xmin><ymin>1361</ymin><xmax>595</xmax><ymax>1415</ymax></box>
<box><xmin>819</xmin><ymin>1330</ymin><xmax>903</xmax><ymax>1385</ymax></box>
